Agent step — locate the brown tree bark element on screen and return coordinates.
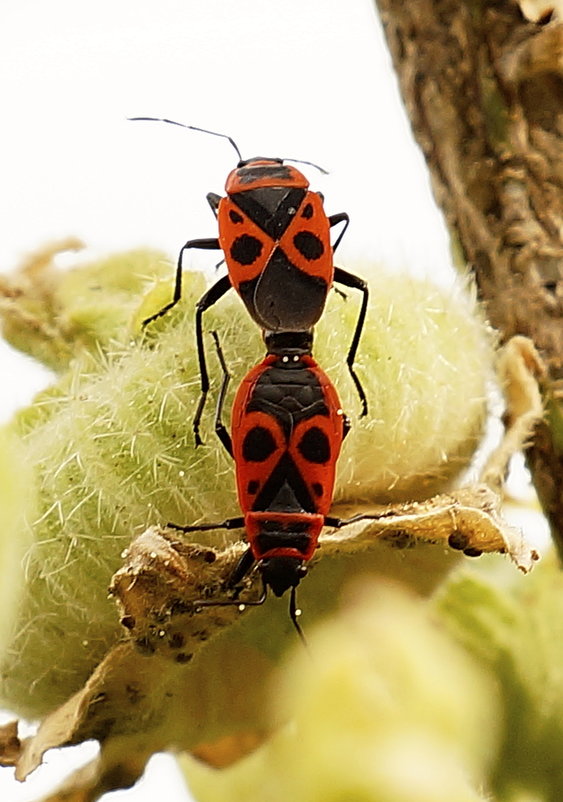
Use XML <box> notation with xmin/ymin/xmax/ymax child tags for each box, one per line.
<box><xmin>374</xmin><ymin>0</ymin><xmax>563</xmax><ymax>553</ymax></box>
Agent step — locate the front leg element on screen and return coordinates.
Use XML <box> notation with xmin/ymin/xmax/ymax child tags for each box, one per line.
<box><xmin>143</xmin><ymin>237</ymin><xmax>221</xmax><ymax>326</ymax></box>
<box><xmin>328</xmin><ymin>212</ymin><xmax>350</xmax><ymax>253</ymax></box>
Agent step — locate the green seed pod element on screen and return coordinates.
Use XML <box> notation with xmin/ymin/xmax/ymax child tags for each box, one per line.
<box><xmin>0</xmin><ymin>250</ymin><xmax>493</xmax><ymax>724</ymax></box>
<box><xmin>0</xmin><ymin>430</ymin><xmax>35</xmax><ymax>655</ymax></box>
<box><xmin>181</xmin><ymin>581</ymin><xmax>498</xmax><ymax>802</ymax></box>
<box><xmin>312</xmin><ymin>266</ymin><xmax>491</xmax><ymax>503</ymax></box>
<box><xmin>436</xmin><ymin>558</ymin><xmax>563</xmax><ymax>800</ymax></box>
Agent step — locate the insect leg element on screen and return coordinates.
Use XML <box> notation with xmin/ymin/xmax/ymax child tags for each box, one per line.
<box><xmin>206</xmin><ymin>193</ymin><xmax>221</xmax><ymax>219</ymax></box>
<box><xmin>193</xmin><ymin>274</ymin><xmax>232</xmax><ymax>446</ymax></box>
<box><xmin>333</xmin><ymin>267</ymin><xmax>369</xmax><ymax>417</ymax></box>
<box><xmin>323</xmin><ymin>513</ymin><xmax>383</xmax><ymax>529</ymax></box>
<box><xmin>226</xmin><ymin>547</ymin><xmax>257</xmax><ymax>588</ymax></box>
<box><xmin>328</xmin><ymin>212</ymin><xmax>350</xmax><ymax>253</ymax></box>
<box><xmin>143</xmin><ymin>237</ymin><xmax>221</xmax><ymax>327</ymax></box>
<box><xmin>168</xmin><ymin>516</ymin><xmax>245</xmax><ymax>533</ymax></box>
<box><xmin>210</xmin><ymin>330</ymin><xmax>233</xmax><ymax>458</ymax></box>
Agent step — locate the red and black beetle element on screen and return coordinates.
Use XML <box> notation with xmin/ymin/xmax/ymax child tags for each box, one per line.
<box><xmin>129</xmin><ymin>118</ymin><xmax>369</xmax><ymax>443</ymax></box>
<box><xmin>170</xmin><ymin>330</ymin><xmax>376</xmax><ymax>640</ymax></box>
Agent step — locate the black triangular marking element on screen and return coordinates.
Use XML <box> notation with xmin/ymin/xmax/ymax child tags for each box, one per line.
<box><xmin>252</xmin><ymin>452</ymin><xmax>315</xmax><ymax>513</ymax></box>
<box><xmin>231</xmin><ymin>187</ymin><xmax>306</xmax><ymax>240</ymax></box>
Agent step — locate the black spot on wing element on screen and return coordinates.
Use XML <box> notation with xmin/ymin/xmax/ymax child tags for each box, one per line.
<box><xmin>243</xmin><ymin>426</ymin><xmax>277</xmax><ymax>462</ymax></box>
<box><xmin>252</xmin><ymin>453</ymin><xmax>315</xmax><ymax>513</ymax></box>
<box><xmin>229</xmin><ymin>209</ymin><xmax>244</xmax><ymax>224</ymax></box>
<box><xmin>230</xmin><ymin>234</ymin><xmax>263</xmax><ymax>266</ymax></box>
<box><xmin>298</xmin><ymin>426</ymin><xmax>330</xmax><ymax>464</ymax></box>
<box><xmin>293</xmin><ymin>231</ymin><xmax>324</xmax><ymax>261</ymax></box>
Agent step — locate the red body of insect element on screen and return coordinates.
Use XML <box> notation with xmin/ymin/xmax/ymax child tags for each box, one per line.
<box><xmin>130</xmin><ymin>118</ymin><xmax>368</xmax><ymax>439</ymax></box>
<box><xmin>171</xmin><ymin>331</ymin><xmax>351</xmax><ymax>609</ymax></box>
<box><xmin>229</xmin><ymin>348</ymin><xmax>347</xmax><ymax>595</ymax></box>
<box><xmin>169</xmin><ymin>331</ymin><xmax>385</xmax><ymax>637</ymax></box>
<box><xmin>175</xmin><ymin>155</ymin><xmax>368</xmax><ymax>442</ymax></box>
<box><xmin>130</xmin><ymin>116</ymin><xmax>369</xmax><ymax>440</ymax></box>
<box><xmin>216</xmin><ymin>158</ymin><xmax>336</xmax><ymax>332</ymax></box>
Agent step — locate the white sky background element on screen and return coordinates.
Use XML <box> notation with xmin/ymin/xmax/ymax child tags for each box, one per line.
<box><xmin>0</xmin><ymin>1</ymin><xmax>539</xmax><ymax>800</ymax></box>
<box><xmin>0</xmin><ymin>0</ymin><xmax>454</xmax><ymax>426</ymax></box>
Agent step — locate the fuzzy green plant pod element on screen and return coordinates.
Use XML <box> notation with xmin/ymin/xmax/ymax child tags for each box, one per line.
<box><xmin>0</xmin><ymin>248</ymin><xmax>536</xmax><ymax>799</ymax></box>
<box><xmin>0</xmin><ymin>430</ymin><xmax>35</xmax><ymax>656</ymax></box>
<box><xmin>435</xmin><ymin>555</ymin><xmax>563</xmax><ymax>802</ymax></box>
<box><xmin>181</xmin><ymin>579</ymin><xmax>499</xmax><ymax>802</ymax></box>
<box><xmin>0</xmin><ymin>240</ymin><xmax>173</xmax><ymax>371</ymax></box>
<box><xmin>181</xmin><ymin>556</ymin><xmax>563</xmax><ymax>802</ymax></box>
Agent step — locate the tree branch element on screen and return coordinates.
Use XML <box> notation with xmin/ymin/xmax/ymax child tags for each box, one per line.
<box><xmin>375</xmin><ymin>0</ymin><xmax>563</xmax><ymax>551</ymax></box>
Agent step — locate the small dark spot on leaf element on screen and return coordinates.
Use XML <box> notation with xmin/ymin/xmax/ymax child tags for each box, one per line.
<box><xmin>126</xmin><ymin>684</ymin><xmax>143</xmax><ymax>705</ymax></box>
<box><xmin>448</xmin><ymin>531</ymin><xmax>469</xmax><ymax>551</ymax></box>
<box><xmin>176</xmin><ymin>652</ymin><xmax>193</xmax><ymax>664</ymax></box>
<box><xmin>169</xmin><ymin>632</ymin><xmax>185</xmax><ymax>650</ymax></box>
<box><xmin>463</xmin><ymin>547</ymin><xmax>483</xmax><ymax>558</ymax></box>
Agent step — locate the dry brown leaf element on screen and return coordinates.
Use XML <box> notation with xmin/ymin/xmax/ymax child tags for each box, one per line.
<box><xmin>1</xmin><ymin>475</ymin><xmax>538</xmax><ymax>786</ymax></box>
<box><xmin>0</xmin><ymin>720</ymin><xmax>20</xmax><ymax>766</ymax></box>
<box><xmin>481</xmin><ymin>335</ymin><xmax>545</xmax><ymax>489</ymax></box>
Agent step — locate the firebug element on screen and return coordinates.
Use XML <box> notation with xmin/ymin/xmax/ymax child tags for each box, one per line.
<box><xmin>129</xmin><ymin>118</ymin><xmax>369</xmax><ymax>444</ymax></box>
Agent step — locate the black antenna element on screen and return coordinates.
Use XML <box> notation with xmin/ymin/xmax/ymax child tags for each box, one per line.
<box><xmin>283</xmin><ymin>157</ymin><xmax>329</xmax><ymax>176</ymax></box>
<box><xmin>128</xmin><ymin>116</ymin><xmax>243</xmax><ymax>161</ymax></box>
<box><xmin>289</xmin><ymin>587</ymin><xmax>307</xmax><ymax>647</ymax></box>
<box><xmin>128</xmin><ymin>117</ymin><xmax>328</xmax><ymax>175</ymax></box>
<box><xmin>191</xmin><ymin>579</ymin><xmax>307</xmax><ymax>647</ymax></box>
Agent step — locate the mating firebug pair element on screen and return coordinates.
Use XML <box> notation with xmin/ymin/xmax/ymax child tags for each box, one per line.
<box><xmin>130</xmin><ymin>118</ymin><xmax>369</xmax><ymax>442</ymax></box>
<box><xmin>131</xmin><ymin>118</ymin><xmax>371</xmax><ymax>635</ymax></box>
<box><xmin>170</xmin><ymin>330</ymin><xmax>378</xmax><ymax>640</ymax></box>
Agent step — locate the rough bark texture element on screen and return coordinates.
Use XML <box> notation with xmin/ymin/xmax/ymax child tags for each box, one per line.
<box><xmin>375</xmin><ymin>0</ymin><xmax>563</xmax><ymax>552</ymax></box>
